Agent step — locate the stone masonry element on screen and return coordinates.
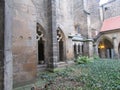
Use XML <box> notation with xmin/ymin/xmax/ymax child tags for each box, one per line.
<box><xmin>12</xmin><ymin>0</ymin><xmax>37</xmax><ymax>87</ymax></box>
<box><xmin>11</xmin><ymin>0</ymin><xmax>101</xmax><ymax>87</ymax></box>
<box><xmin>96</xmin><ymin>0</ymin><xmax>120</xmax><ymax>59</ymax></box>
<box><xmin>3</xmin><ymin>0</ymin><xmax>120</xmax><ymax>90</ymax></box>
<box><xmin>101</xmin><ymin>0</ymin><xmax>120</xmax><ymax>20</ymax></box>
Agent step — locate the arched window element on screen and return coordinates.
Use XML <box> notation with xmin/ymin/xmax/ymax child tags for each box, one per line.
<box><xmin>37</xmin><ymin>23</ymin><xmax>45</xmax><ymax>64</ymax></box>
<box><xmin>57</xmin><ymin>28</ymin><xmax>66</xmax><ymax>61</ymax></box>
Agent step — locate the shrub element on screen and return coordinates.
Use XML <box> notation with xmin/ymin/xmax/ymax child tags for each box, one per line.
<box><xmin>93</xmin><ymin>54</ymin><xmax>100</xmax><ymax>60</ymax></box>
<box><xmin>75</xmin><ymin>56</ymin><xmax>91</xmax><ymax>64</ymax></box>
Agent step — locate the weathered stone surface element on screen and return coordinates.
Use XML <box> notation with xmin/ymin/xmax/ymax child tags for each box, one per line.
<box><xmin>12</xmin><ymin>0</ymin><xmax>37</xmax><ymax>86</ymax></box>
<box><xmin>96</xmin><ymin>0</ymin><xmax>120</xmax><ymax>59</ymax></box>
<box><xmin>102</xmin><ymin>0</ymin><xmax>120</xmax><ymax>19</ymax></box>
<box><xmin>56</xmin><ymin>0</ymin><xmax>75</xmax><ymax>60</ymax></box>
<box><xmin>4</xmin><ymin>0</ymin><xmax>120</xmax><ymax>89</ymax></box>
<box><xmin>87</xmin><ymin>0</ymin><xmax>101</xmax><ymax>37</ymax></box>
<box><xmin>96</xmin><ymin>30</ymin><xmax>120</xmax><ymax>59</ymax></box>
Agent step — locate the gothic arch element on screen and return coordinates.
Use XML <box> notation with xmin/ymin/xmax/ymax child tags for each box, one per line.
<box><xmin>96</xmin><ymin>35</ymin><xmax>113</xmax><ymax>46</ymax></box>
<box><xmin>57</xmin><ymin>27</ymin><xmax>66</xmax><ymax>61</ymax></box>
<box><xmin>37</xmin><ymin>23</ymin><xmax>46</xmax><ymax>36</ymax></box>
<box><xmin>37</xmin><ymin>23</ymin><xmax>46</xmax><ymax>64</ymax></box>
<box><xmin>98</xmin><ymin>37</ymin><xmax>113</xmax><ymax>59</ymax></box>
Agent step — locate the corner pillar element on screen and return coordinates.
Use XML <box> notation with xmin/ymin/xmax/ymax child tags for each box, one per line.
<box><xmin>4</xmin><ymin>0</ymin><xmax>13</xmax><ymax>90</ymax></box>
<box><xmin>47</xmin><ymin>0</ymin><xmax>58</xmax><ymax>70</ymax></box>
<box><xmin>113</xmin><ymin>37</ymin><xmax>119</xmax><ymax>59</ymax></box>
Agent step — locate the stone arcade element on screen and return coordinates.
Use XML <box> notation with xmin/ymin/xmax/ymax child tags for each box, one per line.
<box><xmin>0</xmin><ymin>0</ymin><xmax>120</xmax><ymax>90</ymax></box>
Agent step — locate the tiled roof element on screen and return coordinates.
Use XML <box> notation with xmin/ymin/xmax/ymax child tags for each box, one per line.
<box><xmin>100</xmin><ymin>16</ymin><xmax>120</xmax><ymax>32</ymax></box>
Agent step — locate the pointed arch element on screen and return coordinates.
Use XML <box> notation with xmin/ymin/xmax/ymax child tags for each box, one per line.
<box><xmin>36</xmin><ymin>23</ymin><xmax>46</xmax><ymax>64</ymax></box>
<box><xmin>37</xmin><ymin>23</ymin><xmax>46</xmax><ymax>36</ymax></box>
<box><xmin>57</xmin><ymin>27</ymin><xmax>66</xmax><ymax>41</ymax></box>
<box><xmin>57</xmin><ymin>27</ymin><xmax>66</xmax><ymax>61</ymax></box>
<box><xmin>96</xmin><ymin>35</ymin><xmax>113</xmax><ymax>46</ymax></box>
<box><xmin>98</xmin><ymin>37</ymin><xmax>114</xmax><ymax>59</ymax></box>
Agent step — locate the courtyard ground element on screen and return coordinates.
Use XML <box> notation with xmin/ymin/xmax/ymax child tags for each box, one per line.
<box><xmin>14</xmin><ymin>59</ymin><xmax>120</xmax><ymax>90</ymax></box>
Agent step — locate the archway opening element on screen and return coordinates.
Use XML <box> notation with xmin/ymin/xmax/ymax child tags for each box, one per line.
<box><xmin>78</xmin><ymin>44</ymin><xmax>80</xmax><ymax>54</ymax></box>
<box><xmin>98</xmin><ymin>38</ymin><xmax>113</xmax><ymax>58</ymax></box>
<box><xmin>37</xmin><ymin>23</ymin><xmax>45</xmax><ymax>64</ymax></box>
<box><xmin>118</xmin><ymin>43</ymin><xmax>120</xmax><ymax>58</ymax></box>
<box><xmin>74</xmin><ymin>44</ymin><xmax>77</xmax><ymax>58</ymax></box>
<box><xmin>59</xmin><ymin>39</ymin><xmax>64</xmax><ymax>61</ymax></box>
<box><xmin>38</xmin><ymin>38</ymin><xmax>45</xmax><ymax>64</ymax></box>
<box><xmin>57</xmin><ymin>28</ymin><xmax>65</xmax><ymax>62</ymax></box>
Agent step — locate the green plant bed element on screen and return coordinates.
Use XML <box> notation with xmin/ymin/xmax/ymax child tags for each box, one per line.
<box><xmin>75</xmin><ymin>56</ymin><xmax>93</xmax><ymax>64</ymax></box>
<box><xmin>77</xmin><ymin>60</ymin><xmax>120</xmax><ymax>90</ymax></box>
<box><xmin>14</xmin><ymin>59</ymin><xmax>120</xmax><ymax>90</ymax></box>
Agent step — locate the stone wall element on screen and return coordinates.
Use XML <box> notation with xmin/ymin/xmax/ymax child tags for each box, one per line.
<box><xmin>96</xmin><ymin>30</ymin><xmax>120</xmax><ymax>58</ymax></box>
<box><xmin>12</xmin><ymin>0</ymin><xmax>37</xmax><ymax>86</ymax></box>
<box><xmin>0</xmin><ymin>0</ymin><xmax>4</xmax><ymax>89</ymax></box>
<box><xmin>74</xmin><ymin>0</ymin><xmax>88</xmax><ymax>37</ymax></box>
<box><xmin>87</xmin><ymin>0</ymin><xmax>101</xmax><ymax>37</ymax></box>
<box><xmin>56</xmin><ymin>0</ymin><xmax>75</xmax><ymax>60</ymax></box>
<box><xmin>73</xmin><ymin>0</ymin><xmax>101</xmax><ymax>56</ymax></box>
<box><xmin>86</xmin><ymin>0</ymin><xmax>101</xmax><ymax>56</ymax></box>
<box><xmin>102</xmin><ymin>0</ymin><xmax>120</xmax><ymax>19</ymax></box>
<box><xmin>73</xmin><ymin>0</ymin><xmax>91</xmax><ymax>56</ymax></box>
<box><xmin>34</xmin><ymin>0</ymin><xmax>51</xmax><ymax>65</ymax></box>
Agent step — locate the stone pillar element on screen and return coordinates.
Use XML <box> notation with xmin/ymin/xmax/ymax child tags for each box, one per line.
<box><xmin>4</xmin><ymin>0</ymin><xmax>13</xmax><ymax>90</ymax></box>
<box><xmin>83</xmin><ymin>42</ymin><xmax>88</xmax><ymax>56</ymax></box>
<box><xmin>83</xmin><ymin>0</ymin><xmax>93</xmax><ymax>57</ymax></box>
<box><xmin>0</xmin><ymin>0</ymin><xmax>4</xmax><ymax>89</ymax></box>
<box><xmin>88</xmin><ymin>42</ymin><xmax>93</xmax><ymax>57</ymax></box>
<box><xmin>113</xmin><ymin>37</ymin><xmax>119</xmax><ymax>59</ymax></box>
<box><xmin>93</xmin><ymin>43</ymin><xmax>99</xmax><ymax>56</ymax></box>
<box><xmin>47</xmin><ymin>0</ymin><xmax>58</xmax><ymax>70</ymax></box>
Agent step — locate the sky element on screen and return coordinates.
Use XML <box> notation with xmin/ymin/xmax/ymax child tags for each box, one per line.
<box><xmin>99</xmin><ymin>0</ymin><xmax>108</xmax><ymax>5</ymax></box>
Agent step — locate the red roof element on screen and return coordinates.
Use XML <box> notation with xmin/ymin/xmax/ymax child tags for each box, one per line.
<box><xmin>101</xmin><ymin>16</ymin><xmax>120</xmax><ymax>32</ymax></box>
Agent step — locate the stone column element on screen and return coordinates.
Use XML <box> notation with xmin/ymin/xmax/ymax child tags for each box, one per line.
<box><xmin>113</xmin><ymin>37</ymin><xmax>119</xmax><ymax>59</ymax></box>
<box><xmin>4</xmin><ymin>0</ymin><xmax>13</xmax><ymax>90</ymax></box>
<box><xmin>89</xmin><ymin>42</ymin><xmax>93</xmax><ymax>57</ymax></box>
<box><xmin>0</xmin><ymin>0</ymin><xmax>4</xmax><ymax>89</ymax></box>
<box><xmin>47</xmin><ymin>0</ymin><xmax>58</xmax><ymax>70</ymax></box>
<box><xmin>83</xmin><ymin>0</ymin><xmax>93</xmax><ymax>57</ymax></box>
<box><xmin>93</xmin><ymin>43</ymin><xmax>99</xmax><ymax>56</ymax></box>
<box><xmin>76</xmin><ymin>44</ymin><xmax>78</xmax><ymax>56</ymax></box>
